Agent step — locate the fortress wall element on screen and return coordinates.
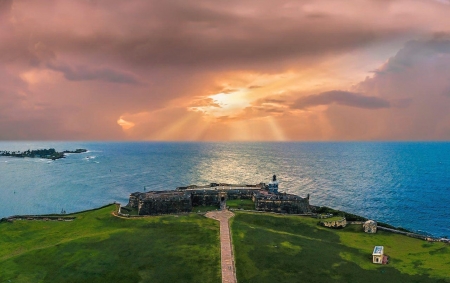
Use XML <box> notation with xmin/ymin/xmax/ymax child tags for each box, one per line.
<box><xmin>375</xmin><ymin>226</ymin><xmax>445</xmax><ymax>242</ymax></box>
<box><xmin>320</xmin><ymin>218</ymin><xmax>347</xmax><ymax>228</ymax></box>
<box><xmin>191</xmin><ymin>191</ymin><xmax>221</xmax><ymax>206</ymax></box>
<box><xmin>138</xmin><ymin>198</ymin><xmax>192</xmax><ymax>215</ymax></box>
<box><xmin>128</xmin><ymin>187</ymin><xmax>311</xmax><ymax>215</ymax></box>
<box><xmin>254</xmin><ymin>199</ymin><xmax>311</xmax><ymax>214</ymax></box>
<box><xmin>127</xmin><ymin>193</ymin><xmax>140</xmax><ymax>208</ymax></box>
<box><xmin>190</xmin><ymin>189</ymin><xmax>257</xmax><ymax>206</ymax></box>
<box><xmin>225</xmin><ymin>189</ymin><xmax>255</xmax><ymax>200</ymax></box>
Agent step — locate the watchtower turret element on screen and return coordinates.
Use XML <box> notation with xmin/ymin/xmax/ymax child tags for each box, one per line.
<box><xmin>268</xmin><ymin>174</ymin><xmax>279</xmax><ymax>194</ymax></box>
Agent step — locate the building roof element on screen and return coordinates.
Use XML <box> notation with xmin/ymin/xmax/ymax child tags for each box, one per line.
<box><xmin>372</xmin><ymin>246</ymin><xmax>384</xmax><ymax>256</ymax></box>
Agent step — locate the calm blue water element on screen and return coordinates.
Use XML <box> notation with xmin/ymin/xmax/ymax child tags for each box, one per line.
<box><xmin>0</xmin><ymin>142</ymin><xmax>449</xmax><ymax>237</ymax></box>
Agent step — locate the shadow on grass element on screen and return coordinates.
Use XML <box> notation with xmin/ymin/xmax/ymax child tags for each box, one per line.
<box><xmin>0</xmin><ymin>205</ymin><xmax>221</xmax><ymax>283</ymax></box>
<box><xmin>231</xmin><ymin>213</ymin><xmax>450</xmax><ymax>283</ymax></box>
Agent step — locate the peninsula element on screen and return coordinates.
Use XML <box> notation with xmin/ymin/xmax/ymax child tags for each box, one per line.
<box><xmin>1</xmin><ymin>176</ymin><xmax>449</xmax><ymax>283</ymax></box>
<box><xmin>0</xmin><ymin>148</ymin><xmax>87</xmax><ymax>160</ymax></box>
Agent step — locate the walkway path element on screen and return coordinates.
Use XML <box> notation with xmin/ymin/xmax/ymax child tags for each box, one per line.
<box><xmin>205</xmin><ymin>209</ymin><xmax>237</xmax><ymax>283</ymax></box>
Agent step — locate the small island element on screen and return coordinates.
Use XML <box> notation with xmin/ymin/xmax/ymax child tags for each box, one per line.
<box><xmin>0</xmin><ymin>148</ymin><xmax>87</xmax><ymax>160</ymax></box>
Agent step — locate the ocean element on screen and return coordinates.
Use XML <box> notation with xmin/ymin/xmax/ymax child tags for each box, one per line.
<box><xmin>0</xmin><ymin>141</ymin><xmax>449</xmax><ymax>237</ymax></box>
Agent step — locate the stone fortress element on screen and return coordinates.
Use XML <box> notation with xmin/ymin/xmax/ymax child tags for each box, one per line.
<box><xmin>126</xmin><ymin>175</ymin><xmax>311</xmax><ymax>215</ymax></box>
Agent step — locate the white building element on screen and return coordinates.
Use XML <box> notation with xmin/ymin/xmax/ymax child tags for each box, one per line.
<box><xmin>268</xmin><ymin>175</ymin><xmax>279</xmax><ymax>194</ymax></box>
<box><xmin>372</xmin><ymin>246</ymin><xmax>384</xmax><ymax>264</ymax></box>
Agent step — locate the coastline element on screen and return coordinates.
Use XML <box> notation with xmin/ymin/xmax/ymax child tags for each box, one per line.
<box><xmin>4</xmin><ymin>202</ymin><xmax>447</xmax><ymax>243</ymax></box>
<box><xmin>1</xmin><ymin>141</ymin><xmax>449</xmax><ymax>238</ymax></box>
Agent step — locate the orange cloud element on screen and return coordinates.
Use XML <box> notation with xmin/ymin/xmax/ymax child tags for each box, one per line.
<box><xmin>117</xmin><ymin>117</ymin><xmax>135</xmax><ymax>130</ymax></box>
<box><xmin>1</xmin><ymin>1</ymin><xmax>450</xmax><ymax>140</ymax></box>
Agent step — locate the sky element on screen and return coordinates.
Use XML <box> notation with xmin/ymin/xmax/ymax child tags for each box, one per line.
<box><xmin>1</xmin><ymin>0</ymin><xmax>450</xmax><ymax>141</ymax></box>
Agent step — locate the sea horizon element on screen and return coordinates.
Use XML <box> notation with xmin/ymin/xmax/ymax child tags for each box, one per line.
<box><xmin>1</xmin><ymin>141</ymin><xmax>449</xmax><ymax>238</ymax></box>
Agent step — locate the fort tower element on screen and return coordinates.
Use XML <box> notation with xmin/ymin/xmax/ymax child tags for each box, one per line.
<box><xmin>268</xmin><ymin>175</ymin><xmax>279</xmax><ymax>194</ymax></box>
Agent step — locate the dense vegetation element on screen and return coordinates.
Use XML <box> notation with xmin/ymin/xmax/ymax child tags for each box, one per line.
<box><xmin>0</xmin><ymin>205</ymin><xmax>220</xmax><ymax>283</ymax></box>
<box><xmin>231</xmin><ymin>212</ymin><xmax>450</xmax><ymax>283</ymax></box>
<box><xmin>0</xmin><ymin>148</ymin><xmax>87</xmax><ymax>160</ymax></box>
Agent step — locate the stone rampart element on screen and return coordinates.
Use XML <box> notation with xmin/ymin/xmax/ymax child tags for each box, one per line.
<box><xmin>319</xmin><ymin>217</ymin><xmax>347</xmax><ymax>228</ymax></box>
<box><xmin>128</xmin><ymin>184</ymin><xmax>311</xmax><ymax>215</ymax></box>
<box><xmin>376</xmin><ymin>226</ymin><xmax>450</xmax><ymax>242</ymax></box>
<box><xmin>137</xmin><ymin>191</ymin><xmax>192</xmax><ymax>215</ymax></box>
<box><xmin>223</xmin><ymin>189</ymin><xmax>256</xmax><ymax>200</ymax></box>
<box><xmin>190</xmin><ymin>190</ymin><xmax>221</xmax><ymax>206</ymax></box>
<box><xmin>2</xmin><ymin>216</ymin><xmax>76</xmax><ymax>222</ymax></box>
<box><xmin>127</xmin><ymin>192</ymin><xmax>140</xmax><ymax>208</ymax></box>
<box><xmin>347</xmin><ymin>221</ymin><xmax>365</xmax><ymax>225</ymax></box>
<box><xmin>253</xmin><ymin>193</ymin><xmax>311</xmax><ymax>214</ymax></box>
<box><xmin>138</xmin><ymin>198</ymin><xmax>192</xmax><ymax>215</ymax></box>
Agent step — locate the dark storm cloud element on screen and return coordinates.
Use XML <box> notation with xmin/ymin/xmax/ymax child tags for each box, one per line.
<box><xmin>0</xmin><ymin>0</ymin><xmax>413</xmax><ymax>71</ymax></box>
<box><xmin>323</xmin><ymin>37</ymin><xmax>450</xmax><ymax>140</ymax></box>
<box><xmin>373</xmin><ymin>36</ymin><xmax>450</xmax><ymax>74</ymax></box>
<box><xmin>292</xmin><ymin>90</ymin><xmax>391</xmax><ymax>110</ymax></box>
<box><xmin>47</xmin><ymin>63</ymin><xmax>139</xmax><ymax>84</ymax></box>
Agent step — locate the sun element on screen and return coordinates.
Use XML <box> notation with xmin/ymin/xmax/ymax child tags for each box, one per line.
<box><xmin>190</xmin><ymin>89</ymin><xmax>251</xmax><ymax>117</ymax></box>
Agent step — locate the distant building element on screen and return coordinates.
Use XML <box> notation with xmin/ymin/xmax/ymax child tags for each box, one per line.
<box><xmin>364</xmin><ymin>220</ymin><xmax>377</xmax><ymax>233</ymax></box>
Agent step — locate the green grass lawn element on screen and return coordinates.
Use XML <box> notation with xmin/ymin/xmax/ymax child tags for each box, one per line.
<box><xmin>192</xmin><ymin>205</ymin><xmax>219</xmax><ymax>213</ymax></box>
<box><xmin>227</xmin><ymin>199</ymin><xmax>255</xmax><ymax>210</ymax></box>
<box><xmin>3</xmin><ymin>205</ymin><xmax>448</xmax><ymax>283</ymax></box>
<box><xmin>231</xmin><ymin>212</ymin><xmax>450</xmax><ymax>283</ymax></box>
<box><xmin>0</xmin><ymin>205</ymin><xmax>220</xmax><ymax>283</ymax></box>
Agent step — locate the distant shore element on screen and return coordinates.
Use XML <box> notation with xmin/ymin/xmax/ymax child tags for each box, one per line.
<box><xmin>0</xmin><ymin>148</ymin><xmax>87</xmax><ymax>160</ymax></box>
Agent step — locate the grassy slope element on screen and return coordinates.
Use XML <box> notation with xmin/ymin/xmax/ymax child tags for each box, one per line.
<box><xmin>0</xmin><ymin>205</ymin><xmax>221</xmax><ymax>283</ymax></box>
<box><xmin>231</xmin><ymin>212</ymin><xmax>450</xmax><ymax>283</ymax></box>
<box><xmin>192</xmin><ymin>205</ymin><xmax>219</xmax><ymax>213</ymax></box>
<box><xmin>227</xmin><ymin>199</ymin><xmax>255</xmax><ymax>210</ymax></box>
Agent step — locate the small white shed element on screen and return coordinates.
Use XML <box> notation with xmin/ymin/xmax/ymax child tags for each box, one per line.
<box><xmin>372</xmin><ymin>246</ymin><xmax>384</xmax><ymax>264</ymax></box>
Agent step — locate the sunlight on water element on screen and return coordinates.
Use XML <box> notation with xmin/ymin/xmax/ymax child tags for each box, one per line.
<box><xmin>0</xmin><ymin>141</ymin><xmax>449</xmax><ymax>237</ymax></box>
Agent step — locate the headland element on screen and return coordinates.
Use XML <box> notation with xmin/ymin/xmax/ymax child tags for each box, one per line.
<box><xmin>0</xmin><ymin>148</ymin><xmax>87</xmax><ymax>160</ymax></box>
<box><xmin>1</xmin><ymin>175</ymin><xmax>449</xmax><ymax>282</ymax></box>
<box><xmin>121</xmin><ymin>174</ymin><xmax>449</xmax><ymax>243</ymax></box>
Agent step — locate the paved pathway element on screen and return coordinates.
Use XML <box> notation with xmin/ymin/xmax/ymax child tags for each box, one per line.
<box><xmin>205</xmin><ymin>209</ymin><xmax>237</xmax><ymax>283</ymax></box>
